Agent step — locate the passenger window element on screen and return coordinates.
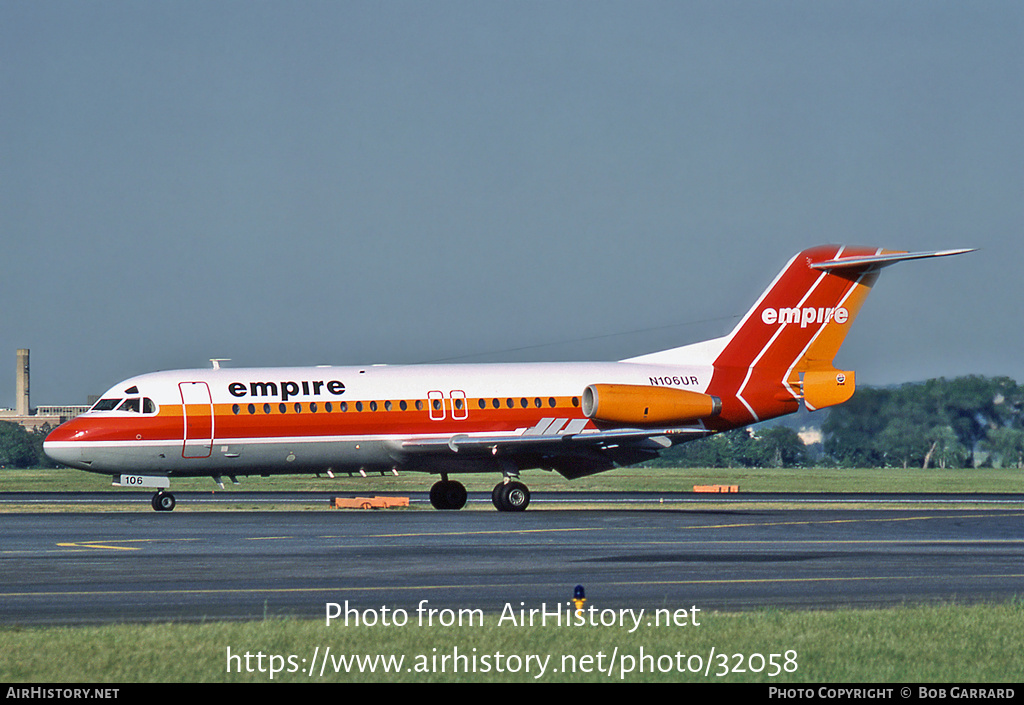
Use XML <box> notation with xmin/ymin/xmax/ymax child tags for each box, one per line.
<box><xmin>428</xmin><ymin>391</ymin><xmax>445</xmax><ymax>420</ymax></box>
<box><xmin>451</xmin><ymin>391</ymin><xmax>468</xmax><ymax>420</ymax></box>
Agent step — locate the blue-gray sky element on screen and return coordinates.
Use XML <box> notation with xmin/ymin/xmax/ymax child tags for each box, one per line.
<box><xmin>2</xmin><ymin>1</ymin><xmax>1021</xmax><ymax>406</ymax></box>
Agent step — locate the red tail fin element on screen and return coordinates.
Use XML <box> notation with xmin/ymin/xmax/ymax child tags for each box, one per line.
<box><xmin>708</xmin><ymin>245</ymin><xmax>972</xmax><ymax>424</ymax></box>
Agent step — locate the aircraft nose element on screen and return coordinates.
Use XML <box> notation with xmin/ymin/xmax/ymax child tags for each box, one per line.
<box><xmin>44</xmin><ymin>419</ymin><xmax>85</xmax><ymax>443</ymax></box>
<box><xmin>43</xmin><ymin>442</ymin><xmax>78</xmax><ymax>467</ymax></box>
<box><xmin>43</xmin><ymin>421</ymin><xmax>88</xmax><ymax>468</ymax></box>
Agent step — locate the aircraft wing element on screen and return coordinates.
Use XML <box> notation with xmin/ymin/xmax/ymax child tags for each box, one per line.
<box><xmin>396</xmin><ymin>420</ymin><xmax>710</xmax><ymax>479</ymax></box>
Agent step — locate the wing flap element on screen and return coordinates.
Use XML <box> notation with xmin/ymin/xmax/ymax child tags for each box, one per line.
<box><xmin>398</xmin><ymin>426</ymin><xmax>708</xmax><ymax>455</ymax></box>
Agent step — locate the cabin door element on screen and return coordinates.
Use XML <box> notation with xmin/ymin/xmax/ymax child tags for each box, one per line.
<box><xmin>179</xmin><ymin>381</ymin><xmax>214</xmax><ymax>458</ymax></box>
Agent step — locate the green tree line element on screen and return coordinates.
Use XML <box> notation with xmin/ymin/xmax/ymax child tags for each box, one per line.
<box><xmin>0</xmin><ymin>422</ymin><xmax>53</xmax><ymax>469</ymax></box>
<box><xmin>649</xmin><ymin>375</ymin><xmax>1024</xmax><ymax>469</ymax></box>
<box><xmin>823</xmin><ymin>376</ymin><xmax>1024</xmax><ymax>469</ymax></box>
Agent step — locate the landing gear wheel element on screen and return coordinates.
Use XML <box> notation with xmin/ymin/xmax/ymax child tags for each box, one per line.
<box><xmin>152</xmin><ymin>491</ymin><xmax>176</xmax><ymax>512</ymax></box>
<box><xmin>492</xmin><ymin>481</ymin><xmax>530</xmax><ymax>512</ymax></box>
<box><xmin>429</xmin><ymin>480</ymin><xmax>467</xmax><ymax>510</ymax></box>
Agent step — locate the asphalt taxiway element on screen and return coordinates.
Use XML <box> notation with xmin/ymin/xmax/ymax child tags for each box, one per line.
<box><xmin>2</xmin><ymin>497</ymin><xmax>1024</xmax><ymax>624</ymax></box>
<box><xmin>5</xmin><ymin>489</ymin><xmax>1024</xmax><ymax>509</ymax></box>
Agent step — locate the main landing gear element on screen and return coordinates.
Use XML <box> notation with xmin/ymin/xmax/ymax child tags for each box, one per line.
<box><xmin>492</xmin><ymin>480</ymin><xmax>530</xmax><ymax>512</ymax></box>
<box><xmin>428</xmin><ymin>476</ymin><xmax>531</xmax><ymax>512</ymax></box>
<box><xmin>429</xmin><ymin>477</ymin><xmax>468</xmax><ymax>510</ymax></box>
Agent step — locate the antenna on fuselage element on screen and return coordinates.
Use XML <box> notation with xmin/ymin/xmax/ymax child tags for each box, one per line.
<box><xmin>210</xmin><ymin>359</ymin><xmax>231</xmax><ymax>369</ymax></box>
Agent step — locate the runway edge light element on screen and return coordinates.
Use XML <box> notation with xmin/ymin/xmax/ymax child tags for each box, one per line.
<box><xmin>573</xmin><ymin>585</ymin><xmax>586</xmax><ymax>616</ymax></box>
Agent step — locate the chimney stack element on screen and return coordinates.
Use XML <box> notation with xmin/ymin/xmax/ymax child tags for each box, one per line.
<box><xmin>16</xmin><ymin>349</ymin><xmax>29</xmax><ymax>416</ymax></box>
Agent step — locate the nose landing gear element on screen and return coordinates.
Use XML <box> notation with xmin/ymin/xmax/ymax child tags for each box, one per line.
<box><xmin>151</xmin><ymin>491</ymin><xmax>176</xmax><ymax>512</ymax></box>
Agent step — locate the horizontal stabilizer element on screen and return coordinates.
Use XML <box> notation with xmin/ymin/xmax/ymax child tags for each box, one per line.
<box><xmin>811</xmin><ymin>248</ymin><xmax>975</xmax><ymax>272</ymax></box>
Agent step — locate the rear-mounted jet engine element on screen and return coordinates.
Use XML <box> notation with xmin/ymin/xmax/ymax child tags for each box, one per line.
<box><xmin>581</xmin><ymin>384</ymin><xmax>722</xmax><ymax>426</ymax></box>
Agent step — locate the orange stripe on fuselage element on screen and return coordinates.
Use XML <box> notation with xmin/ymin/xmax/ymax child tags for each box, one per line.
<box><xmin>49</xmin><ymin>396</ymin><xmax>590</xmax><ymax>445</ymax></box>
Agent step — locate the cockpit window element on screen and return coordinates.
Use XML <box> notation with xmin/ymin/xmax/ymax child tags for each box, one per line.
<box><xmin>93</xmin><ymin>396</ymin><xmax>157</xmax><ymax>414</ymax></box>
<box><xmin>117</xmin><ymin>398</ymin><xmax>140</xmax><ymax>413</ymax></box>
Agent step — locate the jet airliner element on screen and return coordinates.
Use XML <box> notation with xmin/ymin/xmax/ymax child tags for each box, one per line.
<box><xmin>44</xmin><ymin>245</ymin><xmax>971</xmax><ymax>511</ymax></box>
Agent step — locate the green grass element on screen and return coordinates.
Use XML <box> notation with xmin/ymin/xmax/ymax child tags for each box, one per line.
<box><xmin>2</xmin><ymin>464</ymin><xmax>1022</xmax><ymax>495</ymax></box>
<box><xmin>2</xmin><ymin>603</ymin><xmax>1022</xmax><ymax>682</ymax></box>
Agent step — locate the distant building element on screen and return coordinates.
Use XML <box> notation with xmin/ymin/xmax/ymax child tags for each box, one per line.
<box><xmin>0</xmin><ymin>349</ymin><xmax>89</xmax><ymax>432</ymax></box>
<box><xmin>797</xmin><ymin>427</ymin><xmax>823</xmax><ymax>446</ymax></box>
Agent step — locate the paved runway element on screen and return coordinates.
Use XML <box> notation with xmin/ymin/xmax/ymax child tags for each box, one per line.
<box><xmin>3</xmin><ymin>501</ymin><xmax>1024</xmax><ymax>625</ymax></box>
<box><xmin>5</xmin><ymin>489</ymin><xmax>1024</xmax><ymax>509</ymax></box>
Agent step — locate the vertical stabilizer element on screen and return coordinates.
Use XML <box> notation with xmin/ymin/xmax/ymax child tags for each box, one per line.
<box><xmin>707</xmin><ymin>245</ymin><xmax>973</xmax><ymax>423</ymax></box>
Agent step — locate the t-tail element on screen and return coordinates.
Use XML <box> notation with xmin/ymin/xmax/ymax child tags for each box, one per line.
<box><xmin>711</xmin><ymin>244</ymin><xmax>973</xmax><ymax>425</ymax></box>
<box><xmin>630</xmin><ymin>245</ymin><xmax>973</xmax><ymax>428</ymax></box>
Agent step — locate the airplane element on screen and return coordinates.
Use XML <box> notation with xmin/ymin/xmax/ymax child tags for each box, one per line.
<box><xmin>43</xmin><ymin>244</ymin><xmax>971</xmax><ymax>512</ymax></box>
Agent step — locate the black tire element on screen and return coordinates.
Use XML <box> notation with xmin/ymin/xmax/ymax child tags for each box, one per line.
<box><xmin>153</xmin><ymin>492</ymin><xmax>176</xmax><ymax>512</ymax></box>
<box><xmin>495</xmin><ymin>481</ymin><xmax>530</xmax><ymax>512</ymax></box>
<box><xmin>430</xmin><ymin>480</ymin><xmax>467</xmax><ymax>510</ymax></box>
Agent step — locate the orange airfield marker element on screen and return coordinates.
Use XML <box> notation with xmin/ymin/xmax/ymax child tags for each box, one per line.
<box><xmin>693</xmin><ymin>485</ymin><xmax>739</xmax><ymax>493</ymax></box>
<box><xmin>332</xmin><ymin>496</ymin><xmax>410</xmax><ymax>510</ymax></box>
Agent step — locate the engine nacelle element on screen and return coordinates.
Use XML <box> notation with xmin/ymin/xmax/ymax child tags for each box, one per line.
<box><xmin>581</xmin><ymin>384</ymin><xmax>722</xmax><ymax>426</ymax></box>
